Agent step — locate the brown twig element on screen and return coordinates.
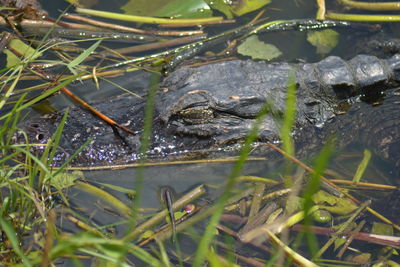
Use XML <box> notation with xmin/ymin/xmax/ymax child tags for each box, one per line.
<box><xmin>63</xmin><ymin>13</ymin><xmax>204</xmax><ymax>36</ymax></box>
<box><xmin>330</xmin><ymin>179</ymin><xmax>397</xmax><ymax>190</ymax></box>
<box><xmin>29</xmin><ymin>68</ymin><xmax>138</xmax><ymax>136</ymax></box>
<box><xmin>292</xmin><ymin>224</ymin><xmax>400</xmax><ymax>247</ymax></box>
<box><xmin>110</xmin><ymin>34</ymin><xmax>207</xmax><ymax>55</ymax></box>
<box><xmin>337</xmin><ymin>220</ymin><xmax>366</xmax><ymax>258</ymax></box>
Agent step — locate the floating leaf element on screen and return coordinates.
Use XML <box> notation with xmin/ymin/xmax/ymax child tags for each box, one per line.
<box><xmin>312</xmin><ymin>190</ymin><xmax>358</xmax><ymax>215</ymax></box>
<box><xmin>32</xmin><ymin>100</ymin><xmax>57</xmax><ymax>114</ymax></box>
<box><xmin>165</xmin><ymin>210</ymin><xmax>186</xmax><ymax>223</ymax></box>
<box><xmin>231</xmin><ymin>0</ymin><xmax>271</xmax><ymax>16</ymax></box>
<box><xmin>319</xmin><ymin>198</ymin><xmax>358</xmax><ymax>215</ymax></box>
<box><xmin>237</xmin><ymin>35</ymin><xmax>281</xmax><ymax>60</ymax></box>
<box><xmin>154</xmin><ymin>0</ymin><xmax>211</xmax><ymax>18</ymax></box>
<box><xmin>286</xmin><ymin>196</ymin><xmax>304</xmax><ymax>214</ymax></box>
<box><xmin>204</xmin><ymin>0</ymin><xmax>234</xmax><ymax>19</ymax></box>
<box><xmin>50</xmin><ymin>171</ymin><xmax>83</xmax><ymax>190</ymax></box>
<box><xmin>139</xmin><ymin>230</ymin><xmax>154</xmax><ymax>241</ymax></box>
<box><xmin>121</xmin><ymin>0</ymin><xmax>165</xmax><ymax>16</ymax></box>
<box><xmin>312</xmin><ymin>190</ymin><xmax>337</xmax><ymax>206</ymax></box>
<box><xmin>307</xmin><ymin>29</ymin><xmax>339</xmax><ymax>55</ymax></box>
<box><xmin>122</xmin><ymin>0</ymin><xmax>211</xmax><ymax>18</ymax></box>
<box><xmin>333</xmin><ymin>237</ymin><xmax>346</xmax><ymax>251</ymax></box>
<box><xmin>3</xmin><ymin>39</ymin><xmax>42</xmax><ymax>67</ymax></box>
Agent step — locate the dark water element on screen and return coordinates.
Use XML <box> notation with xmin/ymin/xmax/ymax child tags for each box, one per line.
<box><xmin>5</xmin><ymin>0</ymin><xmax>400</xmax><ymax>265</ymax></box>
<box><xmin>42</xmin><ymin>0</ymin><xmax>399</xmax><ymax>192</ymax></box>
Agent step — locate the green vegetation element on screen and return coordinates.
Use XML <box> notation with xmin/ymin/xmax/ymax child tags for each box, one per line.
<box><xmin>0</xmin><ymin>0</ymin><xmax>399</xmax><ymax>266</ymax></box>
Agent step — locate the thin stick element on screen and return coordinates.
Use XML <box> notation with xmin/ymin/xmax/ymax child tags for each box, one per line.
<box><xmin>29</xmin><ymin>68</ymin><xmax>138</xmax><ymax>136</ymax></box>
<box><xmin>110</xmin><ymin>34</ymin><xmax>206</xmax><ymax>55</ymax></box>
<box><xmin>158</xmin><ymin>19</ymin><xmax>236</xmax><ymax>28</ymax></box>
<box><xmin>330</xmin><ymin>179</ymin><xmax>397</xmax><ymax>190</ymax></box>
<box><xmin>292</xmin><ymin>224</ymin><xmax>400</xmax><ymax>247</ymax></box>
<box><xmin>326</xmin><ymin>12</ymin><xmax>400</xmax><ymax>21</ymax></box>
<box><xmin>316</xmin><ymin>0</ymin><xmax>326</xmax><ymax>19</ymax></box>
<box><xmin>64</xmin><ymin>13</ymin><xmax>203</xmax><ymax>36</ymax></box>
<box><xmin>338</xmin><ymin>0</ymin><xmax>400</xmax><ymax>11</ymax></box>
<box><xmin>76</xmin><ymin>7</ymin><xmax>224</xmax><ymax>25</ymax></box>
<box><xmin>63</xmin><ymin>157</ymin><xmax>267</xmax><ymax>171</ymax></box>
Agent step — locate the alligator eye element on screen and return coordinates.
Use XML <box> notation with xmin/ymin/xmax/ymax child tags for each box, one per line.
<box><xmin>31</xmin><ymin>123</ymin><xmax>40</xmax><ymax>128</ymax></box>
<box><xmin>36</xmin><ymin>133</ymin><xmax>44</xmax><ymax>141</ymax></box>
<box><xmin>179</xmin><ymin>107</ymin><xmax>214</xmax><ymax>119</ymax></box>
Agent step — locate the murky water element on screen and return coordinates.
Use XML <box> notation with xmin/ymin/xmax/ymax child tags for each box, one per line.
<box><xmin>3</xmin><ymin>0</ymin><xmax>400</xmax><ymax>265</ymax></box>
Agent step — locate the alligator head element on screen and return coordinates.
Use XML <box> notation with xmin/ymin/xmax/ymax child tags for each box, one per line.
<box><xmin>157</xmin><ymin>60</ymin><xmax>335</xmax><ymax>144</ymax></box>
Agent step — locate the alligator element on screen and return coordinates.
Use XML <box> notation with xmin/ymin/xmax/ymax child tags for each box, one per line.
<box><xmin>14</xmin><ymin>53</ymin><xmax>400</xmax><ymax>167</ymax></box>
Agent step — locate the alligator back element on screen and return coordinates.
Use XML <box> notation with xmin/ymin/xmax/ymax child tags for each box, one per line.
<box><xmin>294</xmin><ymin>89</ymin><xmax>400</xmax><ymax>172</ymax></box>
<box><xmin>15</xmin><ymin>54</ymin><xmax>400</xmax><ymax>166</ymax></box>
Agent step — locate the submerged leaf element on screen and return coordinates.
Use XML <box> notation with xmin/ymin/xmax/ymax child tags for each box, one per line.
<box><xmin>32</xmin><ymin>100</ymin><xmax>57</xmax><ymax>114</ymax></box>
<box><xmin>371</xmin><ymin>222</ymin><xmax>394</xmax><ymax>236</ymax></box>
<box><xmin>307</xmin><ymin>29</ymin><xmax>339</xmax><ymax>55</ymax></box>
<box><xmin>237</xmin><ymin>35</ymin><xmax>281</xmax><ymax>60</ymax></box>
<box><xmin>351</xmin><ymin>253</ymin><xmax>371</xmax><ymax>264</ymax></box>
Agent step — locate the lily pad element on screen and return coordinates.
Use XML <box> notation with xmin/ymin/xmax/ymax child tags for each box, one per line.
<box><xmin>154</xmin><ymin>0</ymin><xmax>211</xmax><ymax>19</ymax></box>
<box><xmin>122</xmin><ymin>0</ymin><xmax>211</xmax><ymax>18</ymax></box>
<box><xmin>237</xmin><ymin>35</ymin><xmax>282</xmax><ymax>60</ymax></box>
<box><xmin>204</xmin><ymin>0</ymin><xmax>234</xmax><ymax>19</ymax></box>
<box><xmin>307</xmin><ymin>29</ymin><xmax>339</xmax><ymax>55</ymax></box>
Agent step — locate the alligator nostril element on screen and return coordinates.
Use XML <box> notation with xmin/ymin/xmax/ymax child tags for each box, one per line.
<box><xmin>36</xmin><ymin>133</ymin><xmax>44</xmax><ymax>141</ymax></box>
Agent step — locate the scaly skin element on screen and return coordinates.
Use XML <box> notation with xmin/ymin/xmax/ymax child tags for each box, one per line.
<box><xmin>15</xmin><ymin>54</ymin><xmax>400</xmax><ymax>166</ymax></box>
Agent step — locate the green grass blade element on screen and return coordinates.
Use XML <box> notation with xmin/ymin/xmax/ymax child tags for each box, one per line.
<box><xmin>67</xmin><ymin>40</ymin><xmax>102</xmax><ymax>74</ymax></box>
<box><xmin>0</xmin><ymin>217</ymin><xmax>33</xmax><ymax>267</ymax></box>
<box><xmin>352</xmin><ymin>149</ymin><xmax>371</xmax><ymax>182</ymax></box>
<box><xmin>0</xmin><ymin>75</ymin><xmax>77</xmax><ymax>121</ymax></box>
<box><xmin>301</xmin><ymin>140</ymin><xmax>334</xmax><ymax>259</ymax></box>
<box><xmin>193</xmin><ymin>102</ymin><xmax>271</xmax><ymax>266</ymax></box>
<box><xmin>280</xmin><ymin>72</ymin><xmax>297</xmax><ymax>156</ymax></box>
<box><xmin>47</xmin><ymin>110</ymin><xmax>69</xmax><ymax>168</ymax></box>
